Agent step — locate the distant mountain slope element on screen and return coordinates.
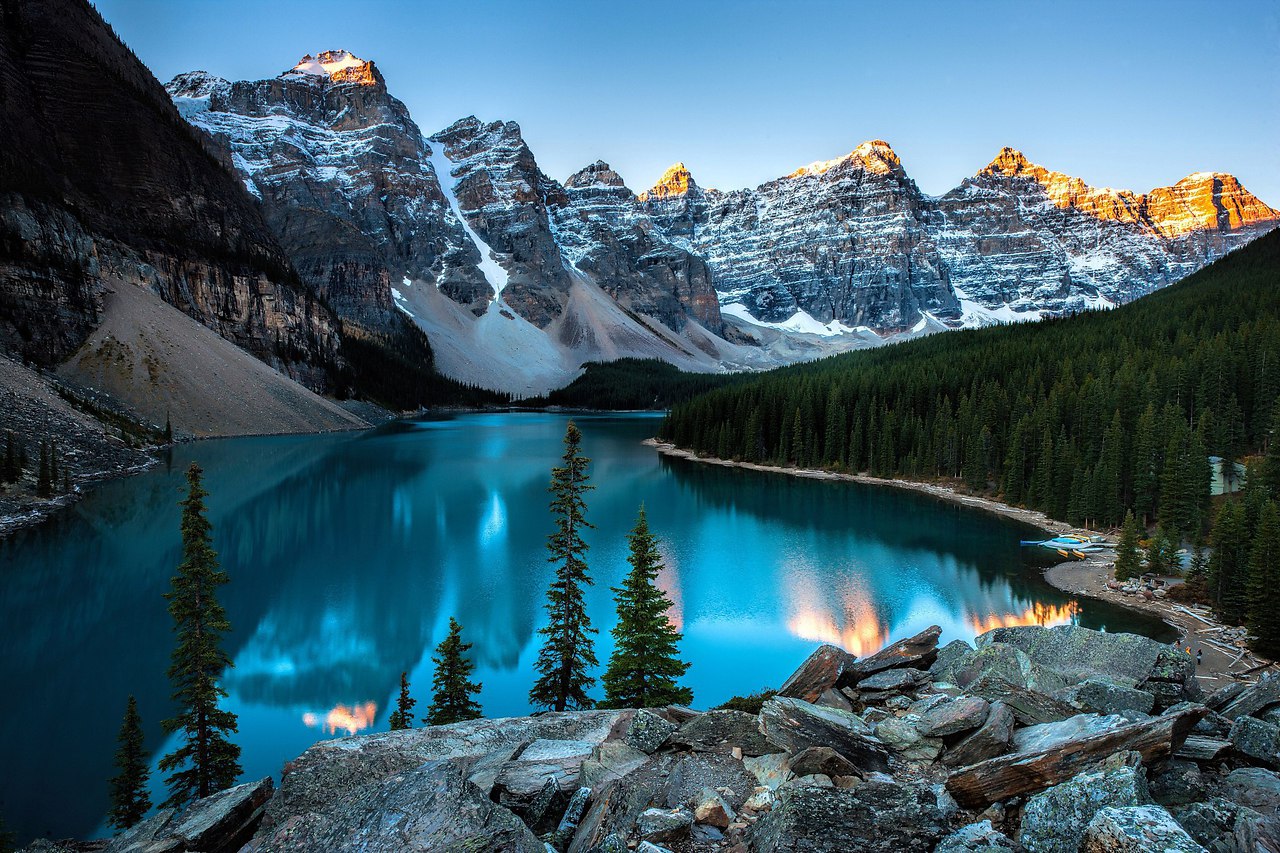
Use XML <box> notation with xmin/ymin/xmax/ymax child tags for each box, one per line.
<box><xmin>661</xmin><ymin>229</ymin><xmax>1280</xmax><ymax>531</ymax></box>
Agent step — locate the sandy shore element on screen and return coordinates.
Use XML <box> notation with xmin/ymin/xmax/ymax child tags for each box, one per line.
<box><xmin>647</xmin><ymin>439</ymin><xmax>1275</xmax><ymax>690</ymax></box>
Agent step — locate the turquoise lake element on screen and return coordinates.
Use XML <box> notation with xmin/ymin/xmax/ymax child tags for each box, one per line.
<box><xmin>0</xmin><ymin>411</ymin><xmax>1172</xmax><ymax>842</ymax></box>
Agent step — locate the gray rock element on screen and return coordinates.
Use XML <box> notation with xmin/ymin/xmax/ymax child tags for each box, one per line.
<box><xmin>934</xmin><ymin>820</ymin><xmax>1017</xmax><ymax>853</ymax></box>
<box><xmin>99</xmin><ymin>809</ymin><xmax>178</xmax><ymax>853</ymax></box>
<box><xmin>788</xmin><ymin>747</ymin><xmax>861</xmax><ymax>779</ymax></box>
<box><xmin>1221</xmin><ymin>768</ymin><xmax>1280</xmax><ymax>818</ymax></box>
<box><xmin>1221</xmin><ymin>674</ymin><xmax>1280</xmax><ymax>721</ymax></box>
<box><xmin>744</xmin><ymin>752</ymin><xmax>793</xmax><ymax>790</ymax></box>
<box><xmin>493</xmin><ymin>739</ymin><xmax>598</xmax><ymax>829</ymax></box>
<box><xmin>1013</xmin><ymin>714</ymin><xmax>1128</xmax><ymax>754</ymax></box>
<box><xmin>857</xmin><ymin>667</ymin><xmax>927</xmax><ymax>693</ymax></box>
<box><xmin>578</xmin><ymin>741</ymin><xmax>650</xmax><ymax>793</ymax></box>
<box><xmin>671</xmin><ymin>709</ymin><xmax>776</xmax><ymax>756</ymax></box>
<box><xmin>1140</xmin><ymin>648</ymin><xmax>1202</xmax><ymax>709</ymax></box>
<box><xmin>746</xmin><ymin>780</ymin><xmax>948</xmax><ymax>852</ymax></box>
<box><xmin>929</xmin><ymin>638</ymin><xmax>976</xmax><ymax>683</ymax></box>
<box><xmin>848</xmin><ymin>626</ymin><xmax>942</xmax><ymax>682</ymax></box>
<box><xmin>1059</xmin><ymin>679</ymin><xmax>1157</xmax><ymax>716</ymax></box>
<box><xmin>778</xmin><ymin>644</ymin><xmax>860</xmax><ymax>703</ymax></box>
<box><xmin>759</xmin><ymin>697</ymin><xmax>889</xmax><ymax>772</ymax></box>
<box><xmin>625</xmin><ymin>709</ymin><xmax>677</xmax><ymax>754</ymax></box>
<box><xmin>1147</xmin><ymin>760</ymin><xmax>1212</xmax><ymax>808</ymax></box>
<box><xmin>918</xmin><ymin>695</ymin><xmax>990</xmax><ymax>737</ymax></box>
<box><xmin>946</xmin><ymin>642</ymin><xmax>1041</xmax><ymax>690</ymax></box>
<box><xmin>1173</xmin><ymin>797</ymin><xmax>1280</xmax><ymax>853</ymax></box>
<box><xmin>1018</xmin><ymin>762</ymin><xmax>1151</xmax><ymax>853</ymax></box>
<box><xmin>636</xmin><ymin>807</ymin><xmax>692</xmax><ymax>842</ymax></box>
<box><xmin>1081</xmin><ymin>805</ymin><xmax>1205</xmax><ymax>852</ymax></box>
<box><xmin>245</xmin><ymin>758</ymin><xmax>543</xmax><ymax>852</ymax></box>
<box><xmin>1229</xmin><ymin>716</ymin><xmax>1280</xmax><ymax>767</ymax></box>
<box><xmin>634</xmin><ymin>843</ymin><xmax>673</xmax><ymax>853</ymax></box>
<box><xmin>107</xmin><ymin>778</ymin><xmax>272</xmax><ymax>853</ymax></box>
<box><xmin>1204</xmin><ymin>681</ymin><xmax>1250</xmax><ymax>712</ymax></box>
<box><xmin>978</xmin><ymin>625</ymin><xmax>1174</xmax><ymax>689</ymax></box>
<box><xmin>546</xmin><ymin>786</ymin><xmax>593</xmax><ymax>851</ymax></box>
<box><xmin>941</xmin><ymin>701</ymin><xmax>1015</xmax><ymax>768</ymax></box>
<box><xmin>874</xmin><ymin>716</ymin><xmax>943</xmax><ymax>763</ymax></box>
<box><xmin>967</xmin><ymin>673</ymin><xmax>1078</xmax><ymax>725</ymax></box>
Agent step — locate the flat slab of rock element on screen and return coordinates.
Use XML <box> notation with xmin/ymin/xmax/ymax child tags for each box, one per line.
<box><xmin>671</xmin><ymin>709</ymin><xmax>776</xmax><ymax>756</ymax></box>
<box><xmin>857</xmin><ymin>667</ymin><xmax>927</xmax><ymax>693</ymax></box>
<box><xmin>1012</xmin><ymin>714</ymin><xmax>1128</xmax><ymax>754</ymax></box>
<box><xmin>106</xmin><ymin>777</ymin><xmax>273</xmax><ymax>853</ymax></box>
<box><xmin>747</xmin><ymin>780</ymin><xmax>949</xmax><ymax>853</ymax></box>
<box><xmin>946</xmin><ymin>707</ymin><xmax>1205</xmax><ymax>810</ymax></box>
<box><xmin>875</xmin><ymin>716</ymin><xmax>943</xmax><ymax>763</ymax></box>
<box><xmin>744</xmin><ymin>752</ymin><xmax>793</xmax><ymax>790</ymax></box>
<box><xmin>1058</xmin><ymin>679</ymin><xmax>1156</xmax><ymax>716</ymax></box>
<box><xmin>244</xmin><ymin>758</ymin><xmax>543</xmax><ymax>852</ymax></box>
<box><xmin>847</xmin><ymin>626</ymin><xmax>942</xmax><ymax>683</ymax></box>
<box><xmin>788</xmin><ymin>746</ymin><xmax>860</xmax><ymax>779</ymax></box>
<box><xmin>636</xmin><ymin>807</ymin><xmax>692</xmax><ymax>842</ymax></box>
<box><xmin>1222</xmin><ymin>767</ymin><xmax>1280</xmax><ymax>818</ymax></box>
<box><xmin>967</xmin><ymin>673</ymin><xmax>1078</xmax><ymax>725</ymax></box>
<box><xmin>625</xmin><ymin>709</ymin><xmax>677</xmax><ymax>754</ymax></box>
<box><xmin>977</xmin><ymin>625</ymin><xmax>1168</xmax><ymax>689</ymax></box>
<box><xmin>919</xmin><ymin>696</ymin><xmax>990</xmax><ymax>738</ymax></box>
<box><xmin>778</xmin><ymin>644</ymin><xmax>859</xmax><ymax>702</ymax></box>
<box><xmin>1221</xmin><ymin>674</ymin><xmax>1280</xmax><ymax>720</ymax></box>
<box><xmin>1229</xmin><ymin>716</ymin><xmax>1280</xmax><ymax>767</ymax></box>
<box><xmin>1081</xmin><ymin>805</ymin><xmax>1205</xmax><ymax>852</ymax></box>
<box><xmin>759</xmin><ymin>697</ymin><xmax>889</xmax><ymax>772</ymax></box>
<box><xmin>935</xmin><ymin>819</ymin><xmax>1016</xmax><ymax>852</ymax></box>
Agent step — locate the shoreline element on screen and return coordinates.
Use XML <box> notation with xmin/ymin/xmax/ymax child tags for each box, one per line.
<box><xmin>647</xmin><ymin>439</ymin><xmax>1276</xmax><ymax>689</ymax></box>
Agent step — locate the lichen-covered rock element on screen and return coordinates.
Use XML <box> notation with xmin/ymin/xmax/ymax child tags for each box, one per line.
<box><xmin>1228</xmin><ymin>716</ymin><xmax>1280</xmax><ymax>767</ymax></box>
<box><xmin>917</xmin><ymin>696</ymin><xmax>990</xmax><ymax>737</ymax></box>
<box><xmin>978</xmin><ymin>626</ymin><xmax>1177</xmax><ymax>689</ymax></box>
<box><xmin>1059</xmin><ymin>679</ymin><xmax>1157</xmax><ymax>716</ymax></box>
<box><xmin>1221</xmin><ymin>674</ymin><xmax>1280</xmax><ymax>721</ymax></box>
<box><xmin>671</xmin><ymin>709</ymin><xmax>776</xmax><ymax>756</ymax></box>
<box><xmin>578</xmin><ymin>741</ymin><xmax>650</xmax><ymax>793</ymax></box>
<box><xmin>874</xmin><ymin>716</ymin><xmax>943</xmax><ymax>763</ymax></box>
<box><xmin>759</xmin><ymin>697</ymin><xmax>889</xmax><ymax>772</ymax></box>
<box><xmin>788</xmin><ymin>746</ymin><xmax>861</xmax><ymax>779</ymax></box>
<box><xmin>1018</xmin><ymin>762</ymin><xmax>1151</xmax><ymax>853</ymax></box>
<box><xmin>1080</xmin><ymin>805</ymin><xmax>1205</xmax><ymax>852</ymax></box>
<box><xmin>1221</xmin><ymin>768</ymin><xmax>1280</xmax><ymax>818</ymax></box>
<box><xmin>857</xmin><ymin>667</ymin><xmax>928</xmax><ymax>693</ymax></box>
<box><xmin>1172</xmin><ymin>796</ymin><xmax>1280</xmax><ymax>853</ymax></box>
<box><xmin>746</xmin><ymin>780</ymin><xmax>949</xmax><ymax>853</ymax></box>
<box><xmin>744</xmin><ymin>752</ymin><xmax>794</xmax><ymax>791</ymax></box>
<box><xmin>692</xmin><ymin>787</ymin><xmax>735</xmax><ymax>828</ymax></box>
<box><xmin>934</xmin><ymin>820</ymin><xmax>1017</xmax><ymax>853</ymax></box>
<box><xmin>636</xmin><ymin>807</ymin><xmax>692</xmax><ymax>842</ymax></box>
<box><xmin>941</xmin><ymin>701</ymin><xmax>1015</xmax><ymax>768</ymax></box>
<box><xmin>848</xmin><ymin>626</ymin><xmax>942</xmax><ymax>682</ymax></box>
<box><xmin>624</xmin><ymin>709</ymin><xmax>677</xmax><ymax>754</ymax></box>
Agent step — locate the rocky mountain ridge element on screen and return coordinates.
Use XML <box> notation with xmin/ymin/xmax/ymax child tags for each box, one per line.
<box><xmin>166</xmin><ymin>50</ymin><xmax>1278</xmax><ymax>394</ymax></box>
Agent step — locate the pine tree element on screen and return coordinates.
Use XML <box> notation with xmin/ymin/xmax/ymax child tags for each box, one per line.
<box><xmin>164</xmin><ymin>413</ymin><xmax>173</xmax><ymax>444</ymax></box>
<box><xmin>387</xmin><ymin>672</ymin><xmax>416</xmax><ymax>730</ymax></box>
<box><xmin>530</xmin><ymin>422</ymin><xmax>598</xmax><ymax>711</ymax></box>
<box><xmin>1114</xmin><ymin>510</ymin><xmax>1143</xmax><ymax>581</ymax></box>
<box><xmin>1247</xmin><ymin>501</ymin><xmax>1280</xmax><ymax>658</ymax></box>
<box><xmin>425</xmin><ymin>617</ymin><xmax>482</xmax><ymax>725</ymax></box>
<box><xmin>1181</xmin><ymin>544</ymin><xmax>1210</xmax><ymax>603</ymax></box>
<box><xmin>159</xmin><ymin>463</ymin><xmax>241</xmax><ymax>808</ymax></box>
<box><xmin>601</xmin><ymin>507</ymin><xmax>693</xmax><ymax>709</ymax></box>
<box><xmin>108</xmin><ymin>695</ymin><xmax>152</xmax><ymax>831</ymax></box>
<box><xmin>1264</xmin><ymin>400</ymin><xmax>1280</xmax><ymax>496</ymax></box>
<box><xmin>1210</xmin><ymin>501</ymin><xmax>1249</xmax><ymax>624</ymax></box>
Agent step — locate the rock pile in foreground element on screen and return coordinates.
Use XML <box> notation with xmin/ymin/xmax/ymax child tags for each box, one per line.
<box><xmin>33</xmin><ymin>625</ymin><xmax>1280</xmax><ymax>852</ymax></box>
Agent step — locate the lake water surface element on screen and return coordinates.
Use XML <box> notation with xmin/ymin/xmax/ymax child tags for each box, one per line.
<box><xmin>0</xmin><ymin>411</ymin><xmax>1171</xmax><ymax>842</ymax></box>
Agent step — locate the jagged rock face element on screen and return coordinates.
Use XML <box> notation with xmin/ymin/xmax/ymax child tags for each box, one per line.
<box><xmin>166</xmin><ymin>55</ymin><xmax>489</xmax><ymax>330</ymax></box>
<box><xmin>551</xmin><ymin>161</ymin><xmax>722</xmax><ymax>332</ymax></box>
<box><xmin>658</xmin><ymin>143</ymin><xmax>961</xmax><ymax>329</ymax></box>
<box><xmin>0</xmin><ymin>0</ymin><xmax>341</xmax><ymax>385</ymax></box>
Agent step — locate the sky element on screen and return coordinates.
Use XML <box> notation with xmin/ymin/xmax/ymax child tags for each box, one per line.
<box><xmin>95</xmin><ymin>0</ymin><xmax>1279</xmax><ymax>203</ymax></box>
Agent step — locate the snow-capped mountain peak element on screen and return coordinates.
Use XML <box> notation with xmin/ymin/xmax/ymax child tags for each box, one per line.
<box><xmin>788</xmin><ymin>139</ymin><xmax>902</xmax><ymax>179</ymax></box>
<box><xmin>639</xmin><ymin>162</ymin><xmax>698</xmax><ymax>201</ymax></box>
<box><xmin>284</xmin><ymin>50</ymin><xmax>378</xmax><ymax>85</ymax></box>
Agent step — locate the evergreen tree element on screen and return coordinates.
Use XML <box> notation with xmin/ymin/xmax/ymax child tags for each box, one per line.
<box><xmin>1247</xmin><ymin>501</ymin><xmax>1280</xmax><ymax>658</ymax></box>
<box><xmin>159</xmin><ymin>463</ymin><xmax>241</xmax><ymax>808</ymax></box>
<box><xmin>164</xmin><ymin>413</ymin><xmax>173</xmax><ymax>444</ymax></box>
<box><xmin>530</xmin><ymin>422</ymin><xmax>598</xmax><ymax>711</ymax></box>
<box><xmin>1114</xmin><ymin>510</ymin><xmax>1143</xmax><ymax>581</ymax></box>
<box><xmin>108</xmin><ymin>695</ymin><xmax>151</xmax><ymax>831</ymax></box>
<box><xmin>1181</xmin><ymin>544</ymin><xmax>1211</xmax><ymax>603</ymax></box>
<box><xmin>1265</xmin><ymin>400</ymin><xmax>1280</xmax><ymax>496</ymax></box>
<box><xmin>600</xmin><ymin>507</ymin><xmax>693</xmax><ymax>709</ymax></box>
<box><xmin>0</xmin><ymin>813</ymin><xmax>13</xmax><ymax>853</ymax></box>
<box><xmin>425</xmin><ymin>617</ymin><xmax>482</xmax><ymax>725</ymax></box>
<box><xmin>1210</xmin><ymin>501</ymin><xmax>1250</xmax><ymax>624</ymax></box>
<box><xmin>387</xmin><ymin>672</ymin><xmax>416</xmax><ymax>730</ymax></box>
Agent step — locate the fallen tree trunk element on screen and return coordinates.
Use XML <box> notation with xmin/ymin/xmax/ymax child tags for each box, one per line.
<box><xmin>945</xmin><ymin>707</ymin><xmax>1206</xmax><ymax>809</ymax></box>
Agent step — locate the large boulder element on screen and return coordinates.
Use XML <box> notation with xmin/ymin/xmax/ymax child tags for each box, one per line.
<box><xmin>967</xmin><ymin>673</ymin><xmax>1078</xmax><ymax>725</ymax></box>
<box><xmin>670</xmin><ymin>709</ymin><xmax>776</xmax><ymax>756</ymax></box>
<box><xmin>1228</xmin><ymin>716</ymin><xmax>1280</xmax><ymax>767</ymax></box>
<box><xmin>1173</xmin><ymin>797</ymin><xmax>1280</xmax><ymax>853</ymax></box>
<box><xmin>847</xmin><ymin>626</ymin><xmax>942</xmax><ymax>683</ymax></box>
<box><xmin>1017</xmin><ymin>761</ymin><xmax>1150</xmax><ymax>853</ymax></box>
<box><xmin>635</xmin><ymin>807</ymin><xmax>692</xmax><ymax>843</ymax></box>
<box><xmin>579</xmin><ymin>741</ymin><xmax>650</xmax><ymax>793</ymax></box>
<box><xmin>944</xmin><ymin>643</ymin><xmax>1066</xmax><ymax>693</ymax></box>
<box><xmin>1080</xmin><ymin>805</ymin><xmax>1205</xmax><ymax>852</ymax></box>
<box><xmin>746</xmin><ymin>780</ymin><xmax>949</xmax><ymax>853</ymax></box>
<box><xmin>1058</xmin><ymin>679</ymin><xmax>1156</xmax><ymax>716</ymax></box>
<box><xmin>1221</xmin><ymin>768</ymin><xmax>1280</xmax><ymax>818</ymax></box>
<box><xmin>788</xmin><ymin>746</ymin><xmax>861</xmax><ymax>779</ymax></box>
<box><xmin>624</xmin><ymin>710</ymin><xmax>676</xmax><ymax>754</ymax></box>
<box><xmin>105</xmin><ymin>777</ymin><xmax>273</xmax><ymax>853</ymax></box>
<box><xmin>874</xmin><ymin>716</ymin><xmax>943</xmax><ymax>763</ymax></box>
<box><xmin>243</xmin><ymin>759</ymin><xmax>543</xmax><ymax>852</ymax></box>
<box><xmin>778</xmin><ymin>644</ymin><xmax>859</xmax><ymax>702</ymax></box>
<box><xmin>744</xmin><ymin>752</ymin><xmax>793</xmax><ymax>790</ymax></box>
<box><xmin>918</xmin><ymin>696</ymin><xmax>990</xmax><ymax>738</ymax></box>
<box><xmin>978</xmin><ymin>626</ymin><xmax>1183</xmax><ymax>691</ymax></box>
<box><xmin>759</xmin><ymin>697</ymin><xmax>889</xmax><ymax>772</ymax></box>
<box><xmin>492</xmin><ymin>738</ymin><xmax>598</xmax><ymax>822</ymax></box>
<box><xmin>934</xmin><ymin>820</ymin><xmax>1017</xmax><ymax>853</ymax></box>
<box><xmin>1221</xmin><ymin>674</ymin><xmax>1280</xmax><ymax>720</ymax></box>
<box><xmin>941</xmin><ymin>701</ymin><xmax>1015</xmax><ymax>768</ymax></box>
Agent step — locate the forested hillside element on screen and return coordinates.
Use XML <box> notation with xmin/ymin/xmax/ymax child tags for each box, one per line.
<box><xmin>661</xmin><ymin>228</ymin><xmax>1280</xmax><ymax>539</ymax></box>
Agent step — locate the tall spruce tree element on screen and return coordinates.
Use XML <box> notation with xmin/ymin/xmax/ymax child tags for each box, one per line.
<box><xmin>425</xmin><ymin>617</ymin><xmax>482</xmax><ymax>725</ymax></box>
<box><xmin>1247</xmin><ymin>501</ymin><xmax>1280</xmax><ymax>658</ymax></box>
<box><xmin>530</xmin><ymin>421</ymin><xmax>598</xmax><ymax>711</ymax></box>
<box><xmin>1210</xmin><ymin>501</ymin><xmax>1250</xmax><ymax>624</ymax></box>
<box><xmin>108</xmin><ymin>695</ymin><xmax>151</xmax><ymax>831</ymax></box>
<box><xmin>600</xmin><ymin>507</ymin><xmax>693</xmax><ymax>709</ymax></box>
<box><xmin>1114</xmin><ymin>510</ymin><xmax>1143</xmax><ymax>581</ymax></box>
<box><xmin>159</xmin><ymin>463</ymin><xmax>241</xmax><ymax>808</ymax></box>
<box><xmin>388</xmin><ymin>672</ymin><xmax>416</xmax><ymax>730</ymax></box>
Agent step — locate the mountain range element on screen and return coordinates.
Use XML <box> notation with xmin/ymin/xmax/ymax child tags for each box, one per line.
<box><xmin>0</xmin><ymin>0</ymin><xmax>1276</xmax><ymax>438</ymax></box>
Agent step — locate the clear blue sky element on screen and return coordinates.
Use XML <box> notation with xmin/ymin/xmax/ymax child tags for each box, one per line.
<box><xmin>96</xmin><ymin>0</ymin><xmax>1279</xmax><ymax>203</ymax></box>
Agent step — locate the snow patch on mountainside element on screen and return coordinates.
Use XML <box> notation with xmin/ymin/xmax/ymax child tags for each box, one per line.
<box><xmin>425</xmin><ymin>139</ymin><xmax>510</xmax><ymax>300</ymax></box>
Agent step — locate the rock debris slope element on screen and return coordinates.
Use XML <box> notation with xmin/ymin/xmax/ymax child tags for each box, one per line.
<box><xmin>171</xmin><ymin>51</ymin><xmax>1277</xmax><ymax>393</ymax></box>
<box><xmin>65</xmin><ymin>623</ymin><xmax>1280</xmax><ymax>853</ymax></box>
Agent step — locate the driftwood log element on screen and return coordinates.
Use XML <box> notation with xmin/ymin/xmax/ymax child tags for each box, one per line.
<box><xmin>945</xmin><ymin>707</ymin><xmax>1206</xmax><ymax>809</ymax></box>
